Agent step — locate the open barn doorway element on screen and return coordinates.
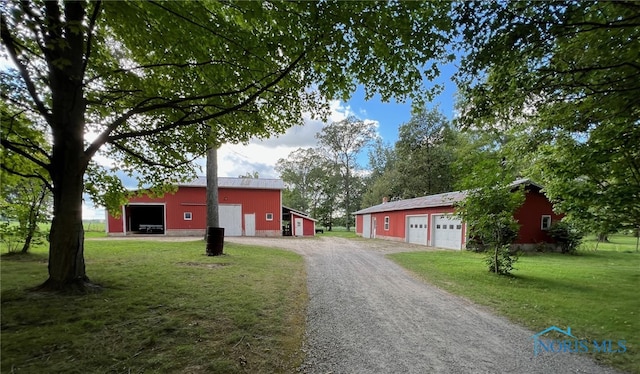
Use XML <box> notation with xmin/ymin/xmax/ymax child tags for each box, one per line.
<box><xmin>125</xmin><ymin>204</ymin><xmax>165</xmax><ymax>234</ymax></box>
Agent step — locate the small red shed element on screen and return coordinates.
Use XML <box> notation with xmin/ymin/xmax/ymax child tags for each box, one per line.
<box><xmin>106</xmin><ymin>177</ymin><xmax>287</xmax><ymax>237</ymax></box>
<box><xmin>353</xmin><ymin>179</ymin><xmax>562</xmax><ymax>250</ymax></box>
<box><xmin>282</xmin><ymin>206</ymin><xmax>317</xmax><ymax>236</ymax></box>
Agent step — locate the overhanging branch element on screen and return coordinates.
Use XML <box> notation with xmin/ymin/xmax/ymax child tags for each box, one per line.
<box><xmin>110</xmin><ymin>141</ymin><xmax>198</xmax><ymax>169</ymax></box>
<box><xmin>82</xmin><ymin>1</ymin><xmax>102</xmax><ymax>78</ymax></box>
<box><xmin>0</xmin><ymin>14</ymin><xmax>52</xmax><ymax>123</ymax></box>
<box><xmin>87</xmin><ymin>48</ymin><xmax>308</xmax><ymax>156</ymax></box>
<box><xmin>0</xmin><ymin>164</ymin><xmax>52</xmax><ymax>191</ymax></box>
<box><xmin>1</xmin><ymin>139</ymin><xmax>51</xmax><ymax>171</ymax></box>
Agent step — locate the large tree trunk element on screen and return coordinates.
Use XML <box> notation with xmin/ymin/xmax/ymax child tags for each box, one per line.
<box><xmin>206</xmin><ymin>146</ymin><xmax>219</xmax><ymax>228</ymax></box>
<box><xmin>40</xmin><ymin>122</ymin><xmax>91</xmax><ymax>291</ymax></box>
<box><xmin>36</xmin><ymin>1</ymin><xmax>94</xmax><ymax>292</ymax></box>
<box><xmin>43</xmin><ymin>171</ymin><xmax>89</xmax><ymax>291</ymax></box>
<box><xmin>39</xmin><ymin>93</ymin><xmax>93</xmax><ymax>291</ymax></box>
<box><xmin>205</xmin><ymin>144</ymin><xmax>224</xmax><ymax>255</ymax></box>
<box><xmin>345</xmin><ymin>164</ymin><xmax>350</xmax><ymax>232</ymax></box>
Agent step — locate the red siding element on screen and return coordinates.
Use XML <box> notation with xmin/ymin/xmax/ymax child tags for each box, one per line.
<box><xmin>355</xmin><ymin>188</ymin><xmax>559</xmax><ymax>248</ymax></box>
<box><xmin>107</xmin><ymin>186</ymin><xmax>281</xmax><ymax>236</ymax></box>
<box><xmin>107</xmin><ymin>207</ymin><xmax>124</xmax><ymax>233</ymax></box>
<box><xmin>357</xmin><ymin>207</ymin><xmax>458</xmax><ymax>242</ymax></box>
<box><xmin>291</xmin><ymin>212</ymin><xmax>315</xmax><ymax>236</ymax></box>
<box><xmin>219</xmin><ymin>188</ymin><xmax>281</xmax><ymax>233</ymax></box>
<box><xmin>514</xmin><ymin>190</ymin><xmax>563</xmax><ymax>244</ymax></box>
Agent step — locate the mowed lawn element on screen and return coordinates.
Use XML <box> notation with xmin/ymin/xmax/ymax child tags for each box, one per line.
<box><xmin>1</xmin><ymin>239</ymin><xmax>307</xmax><ymax>373</ymax></box>
<box><xmin>389</xmin><ymin>235</ymin><xmax>640</xmax><ymax>373</ymax></box>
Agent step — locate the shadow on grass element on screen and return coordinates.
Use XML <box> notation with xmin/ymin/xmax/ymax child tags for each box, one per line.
<box><xmin>1</xmin><ymin>251</ymin><xmax>48</xmax><ymax>262</ymax></box>
<box><xmin>507</xmin><ymin>273</ymin><xmax>597</xmax><ymax>293</ymax></box>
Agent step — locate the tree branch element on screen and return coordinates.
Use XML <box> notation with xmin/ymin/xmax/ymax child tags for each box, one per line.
<box><xmin>86</xmin><ymin>49</ymin><xmax>307</xmax><ymax>155</ymax></box>
<box><xmin>1</xmin><ymin>139</ymin><xmax>51</xmax><ymax>171</ymax></box>
<box><xmin>0</xmin><ymin>164</ymin><xmax>52</xmax><ymax>191</ymax></box>
<box><xmin>0</xmin><ymin>14</ymin><xmax>52</xmax><ymax>123</ymax></box>
<box><xmin>82</xmin><ymin>1</ymin><xmax>102</xmax><ymax>78</ymax></box>
<box><xmin>110</xmin><ymin>141</ymin><xmax>198</xmax><ymax>169</ymax></box>
<box><xmin>19</xmin><ymin>0</ymin><xmax>49</xmax><ymax>57</ymax></box>
<box><xmin>149</xmin><ymin>0</ymin><xmax>269</xmax><ymax>65</ymax></box>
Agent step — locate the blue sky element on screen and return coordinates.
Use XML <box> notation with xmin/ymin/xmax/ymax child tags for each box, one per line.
<box><xmin>211</xmin><ymin>61</ymin><xmax>459</xmax><ymax>178</ymax></box>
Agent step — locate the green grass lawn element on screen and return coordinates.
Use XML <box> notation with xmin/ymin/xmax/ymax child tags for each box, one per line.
<box><xmin>83</xmin><ymin>220</ymin><xmax>107</xmax><ymax>238</ymax></box>
<box><xmin>1</xmin><ymin>239</ymin><xmax>307</xmax><ymax>373</ymax></box>
<box><xmin>319</xmin><ymin>227</ymin><xmax>358</xmax><ymax>238</ymax></box>
<box><xmin>389</xmin><ymin>234</ymin><xmax>639</xmax><ymax>373</ymax></box>
<box><xmin>321</xmin><ymin>231</ymin><xmax>358</xmax><ymax>238</ymax></box>
<box><xmin>581</xmin><ymin>234</ymin><xmax>640</xmax><ymax>252</ymax></box>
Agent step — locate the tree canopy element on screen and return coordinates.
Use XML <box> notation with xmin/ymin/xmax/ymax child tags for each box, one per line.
<box><xmin>454</xmin><ymin>1</ymin><xmax>640</xmax><ymax>234</ymax></box>
<box><xmin>0</xmin><ymin>1</ymin><xmax>455</xmax><ymax>290</ymax></box>
<box><xmin>316</xmin><ymin>116</ymin><xmax>375</xmax><ymax>230</ymax></box>
<box><xmin>362</xmin><ymin>107</ymin><xmax>457</xmax><ymax>206</ymax></box>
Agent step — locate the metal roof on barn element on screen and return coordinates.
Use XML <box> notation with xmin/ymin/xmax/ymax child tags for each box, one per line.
<box><xmin>353</xmin><ymin>190</ymin><xmax>468</xmax><ymax>215</ymax></box>
<box><xmin>177</xmin><ymin>176</ymin><xmax>284</xmax><ymax>190</ymax></box>
<box><xmin>283</xmin><ymin>205</ymin><xmax>318</xmax><ymax>221</ymax></box>
<box><xmin>353</xmin><ymin>179</ymin><xmax>541</xmax><ymax>215</ymax></box>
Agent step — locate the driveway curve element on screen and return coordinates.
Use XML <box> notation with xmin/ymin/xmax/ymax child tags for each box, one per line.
<box><xmin>226</xmin><ymin>236</ymin><xmax>621</xmax><ymax>374</ymax></box>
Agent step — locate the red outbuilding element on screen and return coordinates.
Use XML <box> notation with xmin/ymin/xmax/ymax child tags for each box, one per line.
<box><xmin>353</xmin><ymin>179</ymin><xmax>563</xmax><ymax>250</ymax></box>
<box><xmin>106</xmin><ymin>177</ymin><xmax>315</xmax><ymax>237</ymax></box>
<box><xmin>282</xmin><ymin>206</ymin><xmax>317</xmax><ymax>236</ymax></box>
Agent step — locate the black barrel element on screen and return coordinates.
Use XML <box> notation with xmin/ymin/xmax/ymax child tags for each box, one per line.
<box><xmin>206</xmin><ymin>227</ymin><xmax>224</xmax><ymax>256</ymax></box>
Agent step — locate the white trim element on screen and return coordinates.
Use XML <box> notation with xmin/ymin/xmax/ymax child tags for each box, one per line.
<box><xmin>541</xmin><ymin>215</ymin><xmax>552</xmax><ymax>230</ymax></box>
<box><xmin>266</xmin><ymin>212</ymin><xmax>274</xmax><ymax>221</ymax></box>
<box><xmin>280</xmin><ymin>190</ymin><xmax>283</xmax><ymax>235</ymax></box>
<box><xmin>121</xmin><ymin>205</ymin><xmax>126</xmax><ymax>236</ymax></box>
<box><xmin>384</xmin><ymin>216</ymin><xmax>390</xmax><ymax>231</ymax></box>
<box><xmin>184</xmin><ymin>212</ymin><xmax>192</xmax><ymax>221</ymax></box>
<box><xmin>104</xmin><ymin>209</ymin><xmax>109</xmax><ymax>234</ymax></box>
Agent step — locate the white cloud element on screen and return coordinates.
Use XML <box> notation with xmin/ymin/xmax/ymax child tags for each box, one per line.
<box><xmin>82</xmin><ymin>201</ymin><xmax>106</xmax><ymax>220</ymax></box>
<box><xmin>205</xmin><ymin>99</ymin><xmax>370</xmax><ymax>178</ymax></box>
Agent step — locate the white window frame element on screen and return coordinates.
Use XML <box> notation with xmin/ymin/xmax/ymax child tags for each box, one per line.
<box><xmin>184</xmin><ymin>212</ymin><xmax>192</xmax><ymax>221</ymax></box>
<box><xmin>266</xmin><ymin>212</ymin><xmax>274</xmax><ymax>221</ymax></box>
<box><xmin>384</xmin><ymin>216</ymin><xmax>390</xmax><ymax>231</ymax></box>
<box><xmin>541</xmin><ymin>215</ymin><xmax>551</xmax><ymax>230</ymax></box>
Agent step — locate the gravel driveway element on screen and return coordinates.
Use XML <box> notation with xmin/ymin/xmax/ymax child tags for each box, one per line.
<box><xmin>225</xmin><ymin>236</ymin><xmax>621</xmax><ymax>374</ymax></box>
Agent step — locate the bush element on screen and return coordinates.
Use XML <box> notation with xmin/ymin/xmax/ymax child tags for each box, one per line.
<box><xmin>0</xmin><ymin>222</ymin><xmax>22</xmax><ymax>253</ymax></box>
<box><xmin>485</xmin><ymin>245</ymin><xmax>519</xmax><ymax>275</ymax></box>
<box><xmin>548</xmin><ymin>221</ymin><xmax>583</xmax><ymax>254</ymax></box>
<box><xmin>467</xmin><ymin>224</ymin><xmax>519</xmax><ymax>253</ymax></box>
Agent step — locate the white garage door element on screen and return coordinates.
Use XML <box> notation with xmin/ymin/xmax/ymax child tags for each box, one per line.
<box><xmin>220</xmin><ymin>205</ymin><xmax>242</xmax><ymax>236</ymax></box>
<box><xmin>432</xmin><ymin>214</ymin><xmax>463</xmax><ymax>249</ymax></box>
<box><xmin>407</xmin><ymin>216</ymin><xmax>428</xmax><ymax>245</ymax></box>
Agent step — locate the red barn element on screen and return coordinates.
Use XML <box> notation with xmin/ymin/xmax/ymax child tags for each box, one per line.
<box><xmin>107</xmin><ymin>177</ymin><xmax>295</xmax><ymax>237</ymax></box>
<box><xmin>353</xmin><ymin>179</ymin><xmax>562</xmax><ymax>250</ymax></box>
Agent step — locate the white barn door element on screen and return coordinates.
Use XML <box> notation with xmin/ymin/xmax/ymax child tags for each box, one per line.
<box><xmin>219</xmin><ymin>205</ymin><xmax>242</xmax><ymax>236</ymax></box>
<box><xmin>294</xmin><ymin>217</ymin><xmax>304</xmax><ymax>236</ymax></box>
<box><xmin>244</xmin><ymin>213</ymin><xmax>256</xmax><ymax>236</ymax></box>
<box><xmin>362</xmin><ymin>214</ymin><xmax>372</xmax><ymax>238</ymax></box>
